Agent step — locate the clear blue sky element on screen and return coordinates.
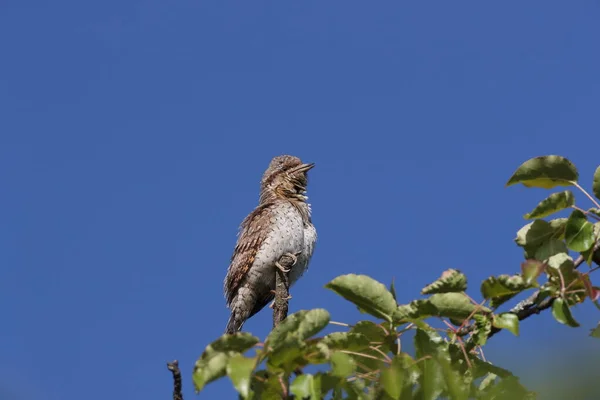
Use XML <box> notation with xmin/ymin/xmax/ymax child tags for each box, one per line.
<box><xmin>1</xmin><ymin>2</ymin><xmax>599</xmax><ymax>399</ymax></box>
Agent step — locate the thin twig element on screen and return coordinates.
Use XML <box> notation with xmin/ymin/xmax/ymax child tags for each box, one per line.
<box><xmin>166</xmin><ymin>360</ymin><xmax>183</xmax><ymax>400</ymax></box>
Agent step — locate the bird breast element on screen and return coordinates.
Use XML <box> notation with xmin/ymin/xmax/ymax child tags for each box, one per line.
<box><xmin>251</xmin><ymin>201</ymin><xmax>316</xmax><ymax>287</ymax></box>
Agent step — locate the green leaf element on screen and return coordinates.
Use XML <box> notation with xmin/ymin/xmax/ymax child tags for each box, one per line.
<box><xmin>479</xmin><ymin>373</ymin><xmax>498</xmax><ymax>392</ymax></box>
<box><xmin>593</xmin><ymin>166</ymin><xmax>600</xmax><ymax>200</ymax></box>
<box><xmin>481</xmin><ymin>275</ymin><xmax>536</xmax><ymax>308</ymax></box>
<box><xmin>533</xmin><ymin>238</ymin><xmax>568</xmax><ymax>261</ymax></box>
<box><xmin>326</xmin><ymin>274</ymin><xmax>397</xmax><ymax>322</ymax></box>
<box><xmin>380</xmin><ymin>356</ymin><xmax>406</xmax><ymax>400</ymax></box>
<box><xmin>389</xmin><ymin>278</ymin><xmax>397</xmax><ymax>302</ymax></box>
<box><xmin>193</xmin><ymin>333</ymin><xmax>259</xmax><ymax>392</ymax></box>
<box><xmin>414</xmin><ymin>329</ymin><xmax>446</xmax><ymax>400</ymax></box>
<box><xmin>321</xmin><ymin>332</ymin><xmax>370</xmax><ymax>351</ymax></box>
<box><xmin>580</xmin><ymin>222</ymin><xmax>600</xmax><ymax>266</ymax></box>
<box><xmin>265</xmin><ymin>309</ymin><xmax>330</xmax><ymax>369</ymax></box>
<box><xmin>437</xmin><ymin>353</ymin><xmax>469</xmax><ymax>400</ymax></box>
<box><xmin>421</xmin><ymin>269</ymin><xmax>467</xmax><ymax>294</ymax></box>
<box><xmin>515</xmin><ymin>220</ymin><xmax>554</xmax><ymax>248</ymax></box>
<box><xmin>479</xmin><ymin>376</ymin><xmax>535</xmax><ymax>400</ymax></box>
<box><xmin>546</xmin><ymin>252</ymin><xmax>574</xmax><ymax>270</ymax></box>
<box><xmin>565</xmin><ymin>210</ymin><xmax>595</xmax><ymax>252</ymax></box>
<box><xmin>346</xmin><ymin>322</ymin><xmax>391</xmax><ymax>375</ymax></box>
<box><xmin>330</xmin><ymin>351</ymin><xmax>356</xmax><ymax>378</ymax></box>
<box><xmin>524</xmin><ymin>190</ymin><xmax>575</xmax><ymax>219</ymax></box>
<box><xmin>589</xmin><ymin>208</ymin><xmax>600</xmax><ymax>217</ymax></box>
<box><xmin>551</xmin><ymin>298</ymin><xmax>580</xmax><ymax>327</ymax></box>
<box><xmin>349</xmin><ymin>321</ymin><xmax>387</xmax><ymax>343</ymax></box>
<box><xmin>520</xmin><ymin>260</ymin><xmax>546</xmax><ymax>286</ymax></box>
<box><xmin>590</xmin><ymin>323</ymin><xmax>600</xmax><ymax>338</ymax></box>
<box><xmin>492</xmin><ymin>313</ymin><xmax>519</xmax><ymax>336</ymax></box>
<box><xmin>226</xmin><ymin>355</ymin><xmax>256</xmax><ymax>398</ymax></box>
<box><xmin>290</xmin><ymin>374</ymin><xmax>321</xmax><ymax>399</ymax></box>
<box><xmin>428</xmin><ymin>292</ymin><xmax>487</xmax><ymax>320</ymax></box>
<box><xmin>393</xmin><ymin>299</ymin><xmax>438</xmax><ymax>323</ymax></box>
<box><xmin>251</xmin><ymin>370</ymin><xmax>285</xmax><ymax>399</ymax></box>
<box><xmin>471</xmin><ymin>314</ymin><xmax>492</xmax><ymax>346</ymax></box>
<box><xmin>266</xmin><ymin>309</ymin><xmax>330</xmax><ymax>351</ymax></box>
<box><xmin>506</xmin><ymin>155</ymin><xmax>578</xmax><ymax>188</ymax></box>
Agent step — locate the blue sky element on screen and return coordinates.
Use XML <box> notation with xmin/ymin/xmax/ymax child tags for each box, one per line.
<box><xmin>1</xmin><ymin>1</ymin><xmax>600</xmax><ymax>399</ymax></box>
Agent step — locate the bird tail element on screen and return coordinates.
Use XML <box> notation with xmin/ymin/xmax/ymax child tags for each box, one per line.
<box><xmin>225</xmin><ymin>309</ymin><xmax>246</xmax><ymax>334</ymax></box>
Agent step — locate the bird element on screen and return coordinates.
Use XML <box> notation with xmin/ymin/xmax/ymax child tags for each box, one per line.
<box><xmin>223</xmin><ymin>155</ymin><xmax>317</xmax><ymax>334</ymax></box>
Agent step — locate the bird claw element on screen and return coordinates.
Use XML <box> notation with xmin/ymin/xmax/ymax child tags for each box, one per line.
<box><xmin>274</xmin><ymin>261</ymin><xmax>290</xmax><ymax>273</ymax></box>
<box><xmin>275</xmin><ymin>252</ymin><xmax>300</xmax><ymax>273</ymax></box>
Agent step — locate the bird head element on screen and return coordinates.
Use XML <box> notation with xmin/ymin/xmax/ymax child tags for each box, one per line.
<box><xmin>259</xmin><ymin>155</ymin><xmax>314</xmax><ymax>203</ymax></box>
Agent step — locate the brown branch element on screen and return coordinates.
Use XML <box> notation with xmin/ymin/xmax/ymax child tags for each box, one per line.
<box><xmin>486</xmin><ymin>241</ymin><xmax>600</xmax><ymax>339</ymax></box>
<box><xmin>166</xmin><ymin>360</ymin><xmax>183</xmax><ymax>400</ymax></box>
<box><xmin>273</xmin><ymin>252</ymin><xmax>298</xmax><ymax>329</ymax></box>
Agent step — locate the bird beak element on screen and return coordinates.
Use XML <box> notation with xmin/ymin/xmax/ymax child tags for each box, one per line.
<box><xmin>297</xmin><ymin>163</ymin><xmax>315</xmax><ymax>173</ymax></box>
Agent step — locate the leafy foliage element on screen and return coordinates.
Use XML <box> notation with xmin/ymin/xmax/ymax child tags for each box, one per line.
<box><xmin>524</xmin><ymin>190</ymin><xmax>574</xmax><ymax>219</ymax></box>
<box><xmin>190</xmin><ymin>155</ymin><xmax>600</xmax><ymax>399</ymax></box>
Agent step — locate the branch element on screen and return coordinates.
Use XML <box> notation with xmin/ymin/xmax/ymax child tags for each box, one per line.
<box><xmin>486</xmin><ymin>241</ymin><xmax>600</xmax><ymax>339</ymax></box>
<box><xmin>166</xmin><ymin>360</ymin><xmax>183</xmax><ymax>400</ymax></box>
<box><xmin>273</xmin><ymin>253</ymin><xmax>297</xmax><ymax>329</ymax></box>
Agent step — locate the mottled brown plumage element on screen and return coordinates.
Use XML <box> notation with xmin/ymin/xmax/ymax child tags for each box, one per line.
<box><xmin>224</xmin><ymin>155</ymin><xmax>317</xmax><ymax>333</ymax></box>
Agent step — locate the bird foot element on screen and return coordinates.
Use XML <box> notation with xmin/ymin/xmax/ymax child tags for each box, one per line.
<box><xmin>274</xmin><ymin>261</ymin><xmax>290</xmax><ymax>273</ymax></box>
<box><xmin>275</xmin><ymin>252</ymin><xmax>301</xmax><ymax>273</ymax></box>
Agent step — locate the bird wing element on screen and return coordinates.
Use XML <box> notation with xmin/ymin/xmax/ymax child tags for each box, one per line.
<box><xmin>224</xmin><ymin>203</ymin><xmax>275</xmax><ymax>305</ymax></box>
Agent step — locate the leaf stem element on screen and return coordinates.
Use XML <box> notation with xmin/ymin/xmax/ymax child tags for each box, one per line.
<box><xmin>571</xmin><ymin>205</ymin><xmax>600</xmax><ymax>222</ymax></box>
<box><xmin>574</xmin><ymin>182</ymin><xmax>600</xmax><ymax>209</ymax></box>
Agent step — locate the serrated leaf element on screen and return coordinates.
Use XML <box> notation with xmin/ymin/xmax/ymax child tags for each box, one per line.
<box><xmin>330</xmin><ymin>351</ymin><xmax>356</xmax><ymax>378</ymax></box>
<box><xmin>321</xmin><ymin>332</ymin><xmax>370</xmax><ymax>351</ymax></box>
<box><xmin>471</xmin><ymin>314</ymin><xmax>492</xmax><ymax>346</ymax></box>
<box><xmin>551</xmin><ymin>298</ymin><xmax>580</xmax><ymax>327</ymax></box>
<box><xmin>506</xmin><ymin>155</ymin><xmax>578</xmax><ymax>188</ymax></box>
<box><xmin>520</xmin><ymin>260</ymin><xmax>546</xmax><ymax>286</ymax></box>
<box><xmin>524</xmin><ymin>190</ymin><xmax>575</xmax><ymax>219</ymax></box>
<box><xmin>226</xmin><ymin>355</ymin><xmax>256</xmax><ymax>398</ymax></box>
<box><xmin>421</xmin><ymin>269</ymin><xmax>467</xmax><ymax>294</ymax></box>
<box><xmin>565</xmin><ymin>210</ymin><xmax>595</xmax><ymax>252</ymax></box>
<box><xmin>193</xmin><ymin>333</ymin><xmax>259</xmax><ymax>392</ymax></box>
<box><xmin>290</xmin><ymin>374</ymin><xmax>321</xmax><ymax>399</ymax></box>
<box><xmin>492</xmin><ymin>313</ymin><xmax>519</xmax><ymax>336</ymax></box>
<box><xmin>590</xmin><ymin>323</ymin><xmax>600</xmax><ymax>338</ymax></box>
<box><xmin>533</xmin><ymin>238</ymin><xmax>568</xmax><ymax>261</ymax></box>
<box><xmin>326</xmin><ymin>274</ymin><xmax>397</xmax><ymax>322</ymax></box>
<box><xmin>481</xmin><ymin>275</ymin><xmax>536</xmax><ymax>308</ymax></box>
<box><xmin>380</xmin><ymin>356</ymin><xmax>406</xmax><ymax>400</ymax></box>
<box><xmin>593</xmin><ymin>166</ymin><xmax>600</xmax><ymax>200</ymax></box>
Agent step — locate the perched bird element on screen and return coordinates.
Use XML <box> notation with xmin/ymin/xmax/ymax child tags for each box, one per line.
<box><xmin>223</xmin><ymin>155</ymin><xmax>317</xmax><ymax>334</ymax></box>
